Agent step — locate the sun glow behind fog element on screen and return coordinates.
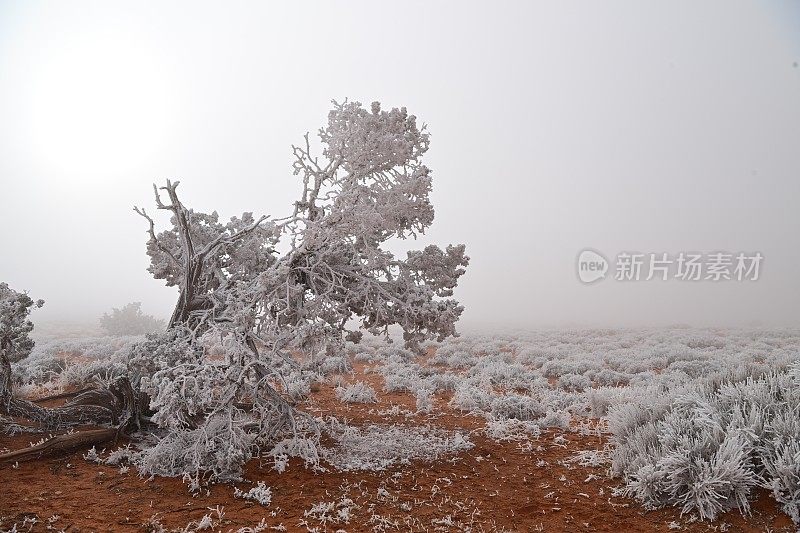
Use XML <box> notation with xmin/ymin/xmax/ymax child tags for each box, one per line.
<box><xmin>27</xmin><ymin>35</ymin><xmax>173</xmax><ymax>177</ymax></box>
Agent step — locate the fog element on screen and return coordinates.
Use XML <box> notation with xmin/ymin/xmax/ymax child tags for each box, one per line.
<box><xmin>1</xmin><ymin>1</ymin><xmax>798</xmax><ymax>330</ymax></box>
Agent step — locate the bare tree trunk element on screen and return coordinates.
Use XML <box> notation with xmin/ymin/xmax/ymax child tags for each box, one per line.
<box><xmin>136</xmin><ymin>180</ymin><xmax>265</xmax><ymax>331</ymax></box>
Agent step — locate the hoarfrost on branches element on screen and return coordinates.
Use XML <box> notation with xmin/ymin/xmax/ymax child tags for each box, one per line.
<box><xmin>126</xmin><ymin>100</ymin><xmax>469</xmax><ymax>483</ymax></box>
<box><xmin>0</xmin><ymin>282</ymin><xmax>44</xmax><ymax>364</ymax></box>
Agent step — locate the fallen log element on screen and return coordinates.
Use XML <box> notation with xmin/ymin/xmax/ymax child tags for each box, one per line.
<box><xmin>0</xmin><ymin>427</ymin><xmax>117</xmax><ymax>465</ymax></box>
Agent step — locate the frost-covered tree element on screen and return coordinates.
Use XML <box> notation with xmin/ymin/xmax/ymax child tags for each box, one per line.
<box><xmin>100</xmin><ymin>302</ymin><xmax>165</xmax><ymax>336</ymax></box>
<box><xmin>0</xmin><ymin>282</ymin><xmax>44</xmax><ymax>365</ymax></box>
<box><xmin>1</xmin><ymin>282</ymin><xmax>44</xmax><ymax>409</ymax></box>
<box><xmin>122</xmin><ymin>100</ymin><xmax>469</xmax><ymax>483</ymax></box>
<box><xmin>133</xmin><ymin>101</ymin><xmax>468</xmax><ymax>351</ymax></box>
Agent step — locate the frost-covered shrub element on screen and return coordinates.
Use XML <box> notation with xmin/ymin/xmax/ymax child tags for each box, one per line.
<box><xmin>350</xmin><ymin>344</ymin><xmax>378</xmax><ymax>363</ymax></box>
<box><xmin>234</xmin><ymin>482</ymin><xmax>272</xmax><ymax>506</ymax></box>
<box><xmin>380</xmin><ymin>361</ymin><xmax>423</xmax><ymax>393</ymax></box>
<box><xmin>138</xmin><ymin>415</ymin><xmax>256</xmax><ymax>485</ymax></box>
<box><xmin>320</xmin><ymin>355</ymin><xmax>351</xmax><ymax>375</ymax></box>
<box><xmin>590</xmin><ymin>368</ymin><xmax>630</xmax><ymax>387</ymax></box>
<box><xmin>92</xmin><ymin>100</ymin><xmax>471</xmax><ymax>488</ymax></box>
<box><xmin>449</xmin><ymin>382</ymin><xmax>492</xmax><ymax>413</ymax></box>
<box><xmin>377</xmin><ymin>346</ymin><xmax>417</xmax><ymax>363</ymax></box>
<box><xmin>490</xmin><ymin>394</ymin><xmax>545</xmax><ymax>421</ymax></box>
<box><xmin>421</xmin><ymin>339</ymin><xmax>439</xmax><ymax>351</ymax></box>
<box><xmin>667</xmin><ymin>359</ymin><xmax>722</xmax><ymax>378</ymax></box>
<box><xmin>557</xmin><ymin>373</ymin><xmax>591</xmax><ymax>392</ymax></box>
<box><xmin>266</xmin><ymin>434</ymin><xmax>321</xmax><ymax>474</ymax></box>
<box><xmin>12</xmin><ymin>355</ymin><xmax>66</xmax><ymax>387</ymax></box>
<box><xmin>414</xmin><ymin>387</ymin><xmax>434</xmax><ymax>413</ymax></box>
<box><xmin>541</xmin><ymin>358</ymin><xmax>601</xmax><ymax>378</ymax></box>
<box><xmin>59</xmin><ymin>358</ymin><xmax>127</xmax><ymax>389</ymax></box>
<box><xmin>469</xmin><ymin>358</ymin><xmax>535</xmax><ymax>390</ymax></box>
<box><xmin>282</xmin><ymin>371</ymin><xmax>315</xmax><ymax>402</ymax></box>
<box><xmin>485</xmin><ymin>417</ymin><xmax>542</xmax><ymax>441</ymax></box>
<box><xmin>586</xmin><ymin>386</ymin><xmax>630</xmax><ymax>416</ymax></box>
<box><xmin>103</xmin><ymin>445</ymin><xmax>141</xmax><ymax>466</ymax></box>
<box><xmin>335</xmin><ymin>381</ymin><xmax>377</xmax><ymax>403</ymax></box>
<box><xmin>538</xmin><ymin>409</ymin><xmax>571</xmax><ymax>429</ymax></box>
<box><xmin>11</xmin><ymin>335</ymin><xmax>142</xmax><ymax>391</ymax></box>
<box><xmin>610</xmin><ymin>364</ymin><xmax>800</xmax><ymax>522</ymax></box>
<box><xmin>428</xmin><ymin>372</ymin><xmax>461</xmax><ymax>392</ymax></box>
<box><xmin>430</xmin><ymin>349</ymin><xmax>477</xmax><ymax>369</ymax></box>
<box><xmin>469</xmin><ymin>339</ymin><xmax>506</xmax><ymax>357</ymax></box>
<box><xmin>682</xmin><ymin>334</ymin><xmax>726</xmax><ymax>350</ymax></box>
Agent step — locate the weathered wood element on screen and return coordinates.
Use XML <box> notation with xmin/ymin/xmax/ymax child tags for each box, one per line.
<box><xmin>0</xmin><ymin>427</ymin><xmax>117</xmax><ymax>465</ymax></box>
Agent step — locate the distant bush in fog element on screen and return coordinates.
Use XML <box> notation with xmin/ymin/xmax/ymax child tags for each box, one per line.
<box><xmin>99</xmin><ymin>302</ymin><xmax>165</xmax><ymax>336</ymax></box>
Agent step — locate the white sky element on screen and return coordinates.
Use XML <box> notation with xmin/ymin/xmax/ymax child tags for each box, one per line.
<box><xmin>1</xmin><ymin>1</ymin><xmax>799</xmax><ymax>328</ymax></box>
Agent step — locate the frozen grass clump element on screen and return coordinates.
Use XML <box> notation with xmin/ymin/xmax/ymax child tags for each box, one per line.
<box><xmin>302</xmin><ymin>495</ymin><xmax>357</xmax><ymax>527</ymax></box>
<box><xmin>485</xmin><ymin>417</ymin><xmax>542</xmax><ymax>441</ymax></box>
<box><xmin>490</xmin><ymin>394</ymin><xmax>546</xmax><ymax>421</ymax></box>
<box><xmin>284</xmin><ymin>371</ymin><xmax>313</xmax><ymax>402</ymax></box>
<box><xmin>320</xmin><ymin>355</ymin><xmax>351</xmax><ymax>375</ymax></box>
<box><xmin>59</xmin><ymin>358</ymin><xmax>127</xmax><ymax>388</ymax></box>
<box><xmin>335</xmin><ymin>381</ymin><xmax>378</xmax><ymax>404</ymax></box>
<box><xmin>321</xmin><ymin>420</ymin><xmax>473</xmax><ymax>471</ymax></box>
<box><xmin>449</xmin><ymin>381</ymin><xmax>493</xmax><ymax>413</ymax></box>
<box><xmin>610</xmin><ymin>363</ymin><xmax>800</xmax><ymax>523</ymax></box>
<box><xmin>234</xmin><ymin>482</ymin><xmax>272</xmax><ymax>506</ymax></box>
<box><xmin>377</xmin><ymin>346</ymin><xmax>417</xmax><ymax>363</ymax></box>
<box><xmin>379</xmin><ymin>360</ymin><xmax>424</xmax><ymax>392</ymax></box>
<box><xmin>541</xmin><ymin>357</ymin><xmax>602</xmax><ymax>378</ymax></box>
<box><xmin>414</xmin><ymin>387</ymin><xmax>434</xmax><ymax>413</ymax></box>
<box><xmin>590</xmin><ymin>368</ymin><xmax>630</xmax><ymax>387</ymax></box>
<box><xmin>538</xmin><ymin>409</ymin><xmax>571</xmax><ymax>429</ymax></box>
<box><xmin>557</xmin><ymin>373</ymin><xmax>591</xmax><ymax>392</ymax></box>
<box><xmin>469</xmin><ymin>357</ymin><xmax>541</xmax><ymax>390</ymax></box>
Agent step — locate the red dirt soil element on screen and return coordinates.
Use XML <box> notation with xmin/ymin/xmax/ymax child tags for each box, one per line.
<box><xmin>0</xmin><ymin>362</ymin><xmax>795</xmax><ymax>532</ymax></box>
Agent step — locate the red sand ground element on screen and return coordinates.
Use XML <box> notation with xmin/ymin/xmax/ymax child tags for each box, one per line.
<box><xmin>0</xmin><ymin>361</ymin><xmax>795</xmax><ymax>532</ymax></box>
